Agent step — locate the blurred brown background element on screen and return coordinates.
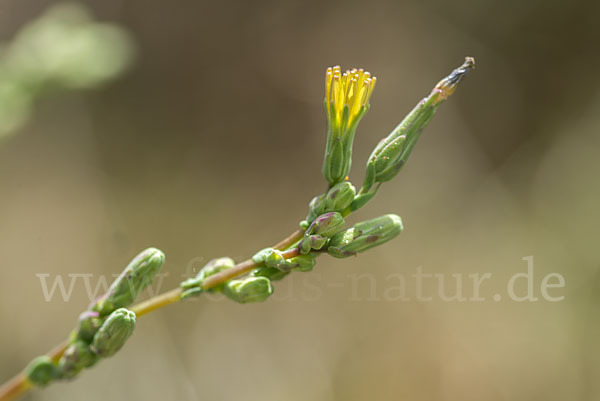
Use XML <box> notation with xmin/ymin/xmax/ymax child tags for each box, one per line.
<box><xmin>1</xmin><ymin>0</ymin><xmax>600</xmax><ymax>400</ymax></box>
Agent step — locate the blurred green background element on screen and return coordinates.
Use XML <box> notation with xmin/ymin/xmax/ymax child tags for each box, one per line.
<box><xmin>1</xmin><ymin>0</ymin><xmax>600</xmax><ymax>400</ymax></box>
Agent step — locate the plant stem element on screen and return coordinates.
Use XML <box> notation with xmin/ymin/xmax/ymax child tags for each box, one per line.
<box><xmin>0</xmin><ymin>376</ymin><xmax>30</xmax><ymax>401</ymax></box>
<box><xmin>199</xmin><ymin>228</ymin><xmax>302</xmax><ymax>291</ymax></box>
<box><xmin>0</xmin><ymin>340</ymin><xmax>68</xmax><ymax>401</ymax></box>
<box><xmin>130</xmin><ymin>287</ymin><xmax>183</xmax><ymax>317</ymax></box>
<box><xmin>201</xmin><ymin>248</ymin><xmax>300</xmax><ymax>289</ymax></box>
<box><xmin>0</xmin><ymin>229</ymin><xmax>304</xmax><ymax>401</ymax></box>
<box><xmin>272</xmin><ymin>228</ymin><xmax>303</xmax><ymax>250</ymax></box>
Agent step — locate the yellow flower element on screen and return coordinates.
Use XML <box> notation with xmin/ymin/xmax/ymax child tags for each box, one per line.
<box><xmin>325</xmin><ymin>66</ymin><xmax>376</xmax><ymax>131</ymax></box>
<box><xmin>322</xmin><ymin>65</ymin><xmax>377</xmax><ymax>187</ymax></box>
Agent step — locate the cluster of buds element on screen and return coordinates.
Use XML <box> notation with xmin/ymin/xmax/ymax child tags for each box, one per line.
<box><xmin>180</xmin><ymin>251</ymin><xmax>317</xmax><ymax>303</ymax></box>
<box><xmin>298</xmin><ymin>212</ymin><xmax>345</xmax><ymax>254</ymax></box>
<box><xmin>302</xmin><ymin>212</ymin><xmax>403</xmax><ymax>258</ymax></box>
<box><xmin>302</xmin><ymin>181</ymin><xmax>356</xmax><ymax>227</ymax></box>
<box><xmin>180</xmin><ymin>256</ymin><xmax>277</xmax><ymax>303</ymax></box>
<box><xmin>180</xmin><ymin>59</ymin><xmax>473</xmax><ymax>306</ymax></box>
<box><xmin>24</xmin><ymin>58</ymin><xmax>473</xmax><ymax>394</ymax></box>
<box><xmin>26</xmin><ymin>248</ymin><xmax>164</xmax><ymax>386</ymax></box>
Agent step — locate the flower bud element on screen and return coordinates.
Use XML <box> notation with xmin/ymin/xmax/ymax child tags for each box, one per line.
<box><xmin>288</xmin><ymin>254</ymin><xmax>316</xmax><ymax>272</ymax></box>
<box><xmin>253</xmin><ymin>248</ymin><xmax>317</xmax><ymax>272</ymax></box>
<box><xmin>254</xmin><ymin>248</ymin><xmax>295</xmax><ymax>271</ymax></box>
<box><xmin>91</xmin><ymin>308</ymin><xmax>136</xmax><ymax>358</ymax></box>
<box><xmin>93</xmin><ymin>248</ymin><xmax>165</xmax><ymax>316</ymax></box>
<box><xmin>181</xmin><ymin>257</ymin><xmax>235</xmax><ymax>294</ymax></box>
<box><xmin>251</xmin><ymin>266</ymin><xmax>289</xmax><ymax>281</ymax></box>
<box><xmin>309</xmin><ymin>212</ymin><xmax>345</xmax><ymax>236</ymax></box>
<box><xmin>305</xmin><ymin>193</ymin><xmax>326</xmax><ymax>223</ymax></box>
<box><xmin>58</xmin><ymin>340</ymin><xmax>98</xmax><ymax>379</ymax></box>
<box><xmin>305</xmin><ymin>181</ymin><xmax>356</xmax><ymax>223</ymax></box>
<box><xmin>25</xmin><ymin>356</ymin><xmax>60</xmax><ymax>386</ymax></box>
<box><xmin>324</xmin><ymin>181</ymin><xmax>356</xmax><ymax>212</ymax></box>
<box><xmin>327</xmin><ymin>214</ymin><xmax>403</xmax><ymax>258</ymax></box>
<box><xmin>264</xmin><ymin>249</ymin><xmax>286</xmax><ymax>269</ymax></box>
<box><xmin>223</xmin><ymin>277</ymin><xmax>273</xmax><ymax>304</ymax></box>
<box><xmin>299</xmin><ymin>212</ymin><xmax>344</xmax><ymax>254</ymax></box>
<box><xmin>76</xmin><ymin>311</ymin><xmax>102</xmax><ymax>343</ymax></box>
<box><xmin>362</xmin><ymin>58</ymin><xmax>474</xmax><ymax>192</ymax></box>
<box><xmin>253</xmin><ymin>248</ymin><xmax>285</xmax><ymax>269</ymax></box>
<box><xmin>252</xmin><ymin>248</ymin><xmax>270</xmax><ymax>264</ymax></box>
<box><xmin>322</xmin><ymin>66</ymin><xmax>376</xmax><ymax>187</ymax></box>
<box><xmin>299</xmin><ymin>235</ymin><xmax>327</xmax><ymax>254</ymax></box>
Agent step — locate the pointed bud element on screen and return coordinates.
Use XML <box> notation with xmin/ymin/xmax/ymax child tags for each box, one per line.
<box><xmin>25</xmin><ymin>356</ymin><xmax>60</xmax><ymax>386</ymax></box>
<box><xmin>362</xmin><ymin>58</ymin><xmax>474</xmax><ymax>192</ymax></box>
<box><xmin>58</xmin><ymin>340</ymin><xmax>98</xmax><ymax>379</ymax></box>
<box><xmin>223</xmin><ymin>277</ymin><xmax>273</xmax><ymax>304</ymax></box>
<box><xmin>91</xmin><ymin>308</ymin><xmax>136</xmax><ymax>358</ymax></box>
<box><xmin>93</xmin><ymin>248</ymin><xmax>165</xmax><ymax>316</ymax></box>
<box><xmin>327</xmin><ymin>214</ymin><xmax>403</xmax><ymax>258</ymax></box>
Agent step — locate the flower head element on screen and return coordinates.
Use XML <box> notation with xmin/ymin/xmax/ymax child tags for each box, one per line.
<box><xmin>322</xmin><ymin>65</ymin><xmax>376</xmax><ymax>188</ymax></box>
<box><xmin>325</xmin><ymin>66</ymin><xmax>376</xmax><ymax>130</ymax></box>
